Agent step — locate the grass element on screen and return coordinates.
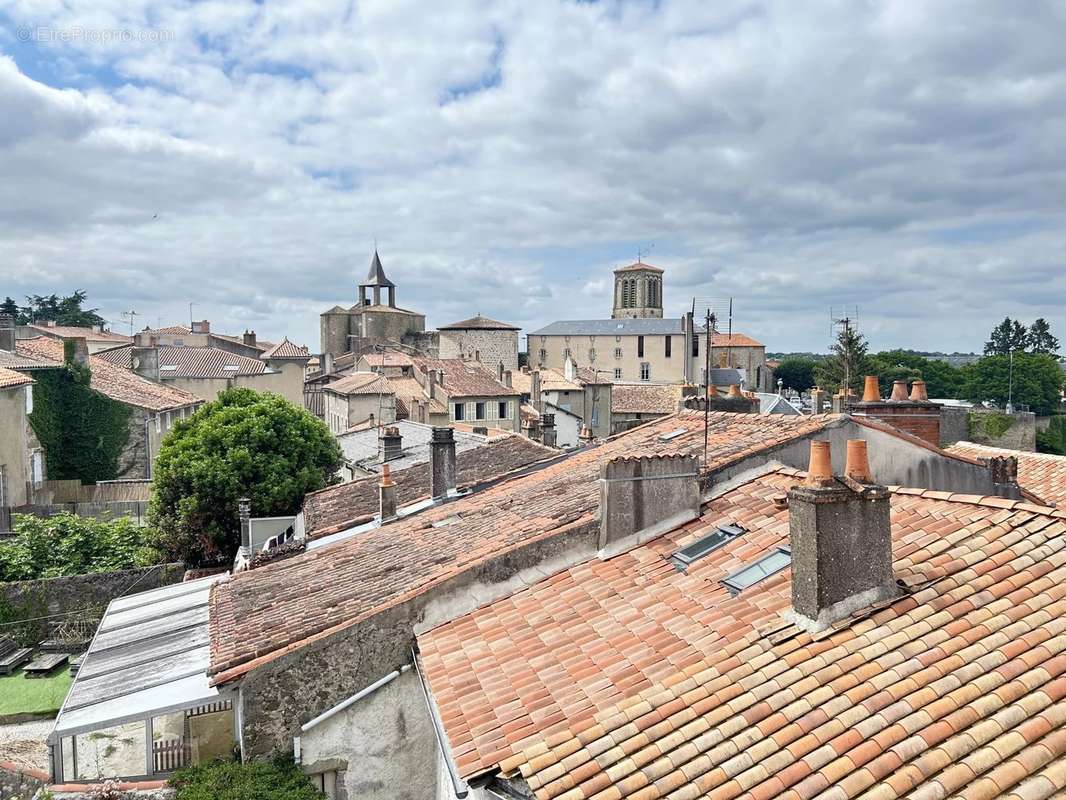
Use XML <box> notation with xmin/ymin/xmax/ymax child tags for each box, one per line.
<box><xmin>0</xmin><ymin>666</ymin><xmax>72</xmax><ymax>718</ymax></box>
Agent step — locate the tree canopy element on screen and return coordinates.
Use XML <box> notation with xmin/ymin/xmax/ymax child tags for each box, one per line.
<box><xmin>961</xmin><ymin>353</ymin><xmax>1065</xmax><ymax>415</ymax></box>
<box><xmin>1027</xmin><ymin>318</ymin><xmax>1060</xmax><ymax>357</ymax></box>
<box><xmin>1</xmin><ymin>290</ymin><xmax>107</xmax><ymax>327</ymax></box>
<box><xmin>149</xmin><ymin>388</ymin><xmax>343</xmax><ymax>565</ymax></box>
<box><xmin>815</xmin><ymin>325</ymin><xmax>869</xmax><ymax>393</ymax></box>
<box><xmin>773</xmin><ymin>357</ymin><xmax>818</xmax><ymax>393</ymax></box>
<box><xmin>984</xmin><ymin>316</ymin><xmax>1060</xmax><ymax>357</ymax></box>
<box><xmin>866</xmin><ymin>350</ymin><xmax>963</xmax><ymax>399</ymax></box>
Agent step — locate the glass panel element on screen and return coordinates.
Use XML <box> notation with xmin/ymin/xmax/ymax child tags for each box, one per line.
<box><xmin>722</xmin><ymin>550</ymin><xmax>791</xmax><ymax>594</ymax></box>
<box><xmin>74</xmin><ymin>720</ymin><xmax>147</xmax><ymax>780</ymax></box>
<box><xmin>151</xmin><ymin>703</ymin><xmax>235</xmax><ymax>773</ymax></box>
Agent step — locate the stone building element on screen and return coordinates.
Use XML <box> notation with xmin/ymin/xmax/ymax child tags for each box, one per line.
<box><xmin>0</xmin><ymin>367</ymin><xmax>41</xmax><ymax>526</ymax></box>
<box><xmin>320</xmin><ymin>251</ymin><xmax>431</xmax><ymax>362</ymax></box>
<box><xmin>16</xmin><ymin>321</ymin><xmax>131</xmax><ymax>353</ymax></box>
<box><xmin>611</xmin><ymin>260</ymin><xmax>664</xmax><ymax>319</ymax></box>
<box><xmin>437</xmin><ymin>315</ymin><xmax>520</xmax><ymax>375</ymax></box>
<box><xmin>322</xmin><ymin>372</ymin><xmax>396</xmax><ymax>434</ymax></box>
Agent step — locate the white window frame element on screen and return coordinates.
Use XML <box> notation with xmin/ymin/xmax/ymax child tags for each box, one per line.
<box><xmin>640</xmin><ymin>362</ymin><xmax>651</xmax><ymax>381</ymax></box>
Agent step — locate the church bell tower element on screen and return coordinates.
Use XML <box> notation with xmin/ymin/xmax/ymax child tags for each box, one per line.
<box><xmin>611</xmin><ymin>261</ymin><xmax>664</xmax><ymax>319</ymax></box>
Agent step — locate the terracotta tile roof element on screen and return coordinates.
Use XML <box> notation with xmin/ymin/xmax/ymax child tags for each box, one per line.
<box><xmin>325</xmin><ymin>371</ymin><xmax>392</xmax><ymax>396</ymax></box>
<box><xmin>416</xmin><ymin>358</ymin><xmax>519</xmax><ymax>398</ymax></box>
<box><xmin>260</xmin><ymin>338</ymin><xmax>310</xmax><ymax>360</ymax></box>
<box><xmin>425</xmin><ymin>472</ymin><xmax>1066</xmax><ymax>794</ymax></box>
<box><xmin>207</xmin><ymin>412</ymin><xmax>838</xmax><ymax>682</ymax></box>
<box><xmin>303</xmin><ymin>433</ymin><xmax>559</xmax><ymax>536</ymax></box>
<box><xmin>360</xmin><ymin>351</ymin><xmax>416</xmax><ymax>368</ymax></box>
<box><xmin>0</xmin><ymin>365</ymin><xmax>33</xmax><ymax>389</ymax></box>
<box><xmin>26</xmin><ymin>324</ymin><xmax>130</xmax><ymax>343</ymax></box>
<box><xmin>96</xmin><ymin>344</ymin><xmax>268</xmax><ymax>378</ymax></box>
<box><xmin>0</xmin><ymin>348</ymin><xmax>61</xmax><ymax>371</ymax></box>
<box><xmin>611</xmin><ymin>382</ymin><xmax>686</xmax><ymax>414</ymax></box>
<box><xmin>614</xmin><ymin>261</ymin><xmax>665</xmax><ymax>273</ymax></box>
<box><xmin>511</xmin><ymin>368</ymin><xmax>584</xmax><ymax>394</ymax></box>
<box><xmin>712</xmin><ymin>332</ymin><xmax>764</xmax><ymax>347</ymax></box>
<box><xmin>948</xmin><ymin>442</ymin><xmax>1066</xmax><ymax>505</ymax></box>
<box><xmin>386</xmin><ymin>375</ymin><xmax>447</xmax><ymax>415</ymax></box>
<box><xmin>15</xmin><ymin>338</ymin><xmax>200</xmax><ymax>412</ymax></box>
<box><xmin>439</xmin><ymin>315</ymin><xmax>521</xmax><ymax>331</ymax></box>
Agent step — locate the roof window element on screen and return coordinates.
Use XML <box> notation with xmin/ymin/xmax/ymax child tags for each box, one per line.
<box><xmin>658</xmin><ymin>427</ymin><xmax>687</xmax><ymax>442</ymax></box>
<box><xmin>670</xmin><ymin>523</ymin><xmax>746</xmax><ymax>570</ymax></box>
<box><xmin>721</xmin><ymin>547</ymin><xmax>791</xmax><ymax>595</ymax></box>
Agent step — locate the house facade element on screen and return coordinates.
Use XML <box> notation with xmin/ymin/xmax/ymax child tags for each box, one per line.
<box><xmin>0</xmin><ymin>367</ymin><xmax>42</xmax><ymax>527</ymax></box>
<box><xmin>436</xmin><ymin>315</ymin><xmax>520</xmax><ymax>375</ymax></box>
<box><xmin>323</xmin><ymin>372</ymin><xmax>396</xmax><ymax>433</ymax></box>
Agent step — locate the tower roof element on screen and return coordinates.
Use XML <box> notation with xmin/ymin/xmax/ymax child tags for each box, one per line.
<box><xmin>361</xmin><ymin>250</ymin><xmax>395</xmax><ymax>288</ymax></box>
<box><xmin>614</xmin><ymin>261</ymin><xmax>664</xmax><ymax>273</ymax></box>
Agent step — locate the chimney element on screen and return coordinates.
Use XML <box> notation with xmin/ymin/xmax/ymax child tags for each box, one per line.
<box><xmin>0</xmin><ymin>314</ymin><xmax>14</xmax><ymax>351</ymax></box>
<box><xmin>427</xmin><ymin>369</ymin><xmax>437</xmax><ymax>400</ymax></box>
<box><xmin>238</xmin><ymin>497</ymin><xmax>252</xmax><ymax>554</ymax></box>
<box><xmin>889</xmin><ymin>380</ymin><xmax>908</xmax><ymax>401</ymax></box>
<box><xmin>191</xmin><ymin>319</ymin><xmax>210</xmax><ymax>334</ymax></box>
<box><xmin>861</xmin><ymin>375</ymin><xmax>880</xmax><ymax>402</ymax></box>
<box><xmin>92</xmin><ymin>324</ymin><xmax>102</xmax><ymax>333</ymax></box>
<box><xmin>788</xmin><ymin>440</ymin><xmax>897</xmax><ymax>631</ymax></box>
<box><xmin>852</xmin><ymin>375</ymin><xmax>942</xmax><ymax>446</ymax></box>
<box><xmin>243</xmin><ymin>330</ymin><xmax>257</xmax><ymax>348</ymax></box>
<box><xmin>429</xmin><ymin>427</ymin><xmax>456</xmax><ymax>500</ymax></box>
<box><xmin>599</xmin><ymin>454</ymin><xmax>700</xmax><ymax>552</ymax></box>
<box><xmin>503</xmin><ymin>369</ymin><xmax>512</xmax><ymax>388</ymax></box>
<box><xmin>379</xmin><ymin>464</ymin><xmax>397</xmax><ymax>520</ymax></box>
<box><xmin>497</xmin><ymin>361</ymin><xmax>505</xmax><ymax>382</ymax></box>
<box><xmin>378</xmin><ymin>426</ymin><xmax>403</xmax><ymax>462</ymax></box>
<box><xmin>809</xmin><ymin>387</ymin><xmax>826</xmax><ymax>414</ymax></box>
<box><xmin>44</xmin><ymin>320</ymin><xmax>57</xmax><ymax>328</ymax></box>
<box><xmin>63</xmin><ymin>337</ymin><xmax>89</xmax><ymax>368</ymax></box>
<box><xmin>540</xmin><ymin>413</ymin><xmax>557</xmax><ymax>447</ymax></box>
<box><xmin>531</xmin><ymin>370</ymin><xmax>542</xmax><ymax>412</ymax></box>
<box><xmin>909</xmin><ymin>380</ymin><xmax>929</xmax><ymax>402</ymax></box>
<box><xmin>564</xmin><ymin>356</ymin><xmax>576</xmax><ymax>382</ymax></box>
<box><xmin>132</xmin><ymin>341</ymin><xmax>160</xmax><ymax>382</ymax></box>
<box><xmin>323</xmin><ymin>352</ymin><xmax>334</xmax><ymax>376</ymax></box>
<box><xmin>728</xmin><ymin>384</ymin><xmax>743</xmax><ymax>398</ymax></box>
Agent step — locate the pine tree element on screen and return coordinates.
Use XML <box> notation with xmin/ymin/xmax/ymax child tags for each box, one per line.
<box><xmin>815</xmin><ymin>324</ymin><xmax>869</xmax><ymax>393</ymax></box>
<box><xmin>984</xmin><ymin>317</ymin><xmax>1028</xmax><ymax>356</ymax></box>
<box><xmin>0</xmin><ymin>296</ymin><xmax>20</xmax><ymax>320</ymax></box>
<box><xmin>1026</xmin><ymin>318</ymin><xmax>1060</xmax><ymax>357</ymax></box>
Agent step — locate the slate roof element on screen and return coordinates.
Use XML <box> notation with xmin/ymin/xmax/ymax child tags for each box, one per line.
<box><xmin>95</xmin><ymin>344</ymin><xmax>268</xmax><ymax>378</ymax></box>
<box><xmin>26</xmin><ymin>324</ymin><xmax>130</xmax><ymax>343</ymax></box>
<box><xmin>417</xmin><ymin>358</ymin><xmax>519</xmax><ymax>398</ymax></box>
<box><xmin>612</xmin><ymin>383</ymin><xmax>686</xmax><ymax>415</ymax></box>
<box><xmin>361</xmin><ymin>249</ymin><xmax>395</xmax><ymax>287</ymax></box>
<box><xmin>303</xmin><ymin>431</ymin><xmax>559</xmax><ymax>536</ymax></box>
<box><xmin>758</xmin><ymin>392</ymin><xmax>803</xmax><ymax>415</ymax></box>
<box><xmin>0</xmin><ymin>365</ymin><xmax>33</xmax><ymax>389</ymax></box>
<box><xmin>260</xmin><ymin>338</ymin><xmax>310</xmax><ymax>360</ymax></box>
<box><xmin>16</xmin><ymin>338</ymin><xmax>200</xmax><ymax>412</ymax></box>
<box><xmin>439</xmin><ymin>315</ymin><xmax>521</xmax><ymax>331</ymax></box>
<box><xmin>324</xmin><ymin>372</ymin><xmax>392</xmax><ymax>396</ymax></box>
<box><xmin>421</xmin><ymin>468</ymin><xmax>1066</xmax><ymax>793</ymax></box>
<box><xmin>948</xmin><ymin>442</ymin><xmax>1066</xmax><ymax>505</ymax></box>
<box><xmin>334</xmin><ymin>419</ymin><xmax>488</xmax><ymax>472</ymax></box>
<box><xmin>207</xmin><ymin>412</ymin><xmax>847</xmax><ymax>682</ymax></box>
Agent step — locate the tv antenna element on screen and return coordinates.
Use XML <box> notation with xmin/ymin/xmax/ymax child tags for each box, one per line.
<box><xmin>636</xmin><ymin>243</ymin><xmax>654</xmax><ymax>263</ymax></box>
<box><xmin>829</xmin><ymin>306</ymin><xmax>860</xmax><ymax>409</ymax></box>
<box><xmin>121</xmin><ymin>309</ymin><xmax>139</xmax><ymax>336</ymax></box>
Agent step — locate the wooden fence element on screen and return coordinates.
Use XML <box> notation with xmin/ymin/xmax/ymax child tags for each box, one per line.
<box><xmin>153</xmin><ymin>739</ymin><xmax>191</xmax><ymax>772</ymax></box>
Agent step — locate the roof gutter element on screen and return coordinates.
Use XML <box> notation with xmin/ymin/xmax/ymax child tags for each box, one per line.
<box><xmin>412</xmin><ymin>645</ymin><xmax>469</xmax><ymax>798</ymax></box>
<box><xmin>293</xmin><ymin>663</ymin><xmax>411</xmax><ymax>764</ymax></box>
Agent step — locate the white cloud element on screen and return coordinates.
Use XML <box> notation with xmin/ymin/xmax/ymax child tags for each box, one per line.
<box><xmin>0</xmin><ymin>0</ymin><xmax>1064</xmax><ymax>353</ymax></box>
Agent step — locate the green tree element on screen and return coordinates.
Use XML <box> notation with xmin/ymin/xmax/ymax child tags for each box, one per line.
<box><xmin>815</xmin><ymin>325</ymin><xmax>869</xmax><ymax>393</ymax></box>
<box><xmin>984</xmin><ymin>317</ymin><xmax>1029</xmax><ymax>356</ymax></box>
<box><xmin>962</xmin><ymin>353</ymin><xmax>1065</xmax><ymax>415</ymax></box>
<box><xmin>171</xmin><ymin>755</ymin><xmax>324</xmax><ymax>800</ymax></box>
<box><xmin>0</xmin><ymin>296</ymin><xmax>21</xmax><ymax>318</ymax></box>
<box><xmin>1026</xmin><ymin>318</ymin><xmax>1060</xmax><ymax>357</ymax></box>
<box><xmin>773</xmin><ymin>357</ymin><xmax>818</xmax><ymax>393</ymax></box>
<box><xmin>149</xmin><ymin>388</ymin><xmax>342</xmax><ymax>565</ymax></box>
<box><xmin>22</xmin><ymin>290</ymin><xmax>106</xmax><ymax>327</ymax></box>
<box><xmin>0</xmin><ymin>513</ymin><xmax>160</xmax><ymax>581</ymax></box>
<box><xmin>868</xmin><ymin>350</ymin><xmax>962</xmax><ymax>398</ymax></box>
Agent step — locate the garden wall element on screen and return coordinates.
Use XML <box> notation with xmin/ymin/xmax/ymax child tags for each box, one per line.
<box><xmin>940</xmin><ymin>407</ymin><xmax>1036</xmax><ymax>451</ymax></box>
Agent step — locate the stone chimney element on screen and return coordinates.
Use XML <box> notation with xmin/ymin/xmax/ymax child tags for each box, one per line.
<box><xmin>564</xmin><ymin>355</ymin><xmax>576</xmax><ymax>382</ymax></box>
<box><xmin>0</xmin><ymin>314</ymin><xmax>14</xmax><ymax>352</ymax></box>
<box><xmin>427</xmin><ymin>369</ymin><xmax>438</xmax><ymax>401</ymax></box>
<box><xmin>851</xmin><ymin>375</ymin><xmax>942</xmax><ymax>447</ymax></box>
<box><xmin>378</xmin><ymin>426</ymin><xmax>403</xmax><ymax>462</ymax></box>
<box><xmin>132</xmin><ymin>336</ymin><xmax>160</xmax><ymax>382</ymax></box>
<box><xmin>243</xmin><ymin>330</ymin><xmax>257</xmax><ymax>348</ymax></box>
<box><xmin>503</xmin><ymin>369</ymin><xmax>512</xmax><ymax>388</ymax></box>
<box><xmin>788</xmin><ymin>440</ymin><xmax>897</xmax><ymax>631</ymax></box>
<box><xmin>379</xmin><ymin>465</ymin><xmax>397</xmax><ymax>520</ymax></box>
<box><xmin>497</xmin><ymin>361</ymin><xmax>505</xmax><ymax>382</ymax></box>
<box><xmin>63</xmin><ymin>337</ymin><xmax>89</xmax><ymax>368</ymax></box>
<box><xmin>599</xmin><ymin>454</ymin><xmax>701</xmax><ymax>552</ymax></box>
<box><xmin>429</xmin><ymin>427</ymin><xmax>456</xmax><ymax>500</ymax></box>
<box><xmin>322</xmin><ymin>352</ymin><xmax>334</xmax><ymax>376</ymax></box>
<box><xmin>238</xmin><ymin>497</ymin><xmax>252</xmax><ymax>555</ymax></box>
<box><xmin>540</xmin><ymin>413</ymin><xmax>557</xmax><ymax>448</ymax></box>
<box><xmin>191</xmin><ymin>320</ymin><xmax>210</xmax><ymax>334</ymax></box>
<box><xmin>809</xmin><ymin>387</ymin><xmax>826</xmax><ymax>414</ymax></box>
<box><xmin>831</xmin><ymin>388</ymin><xmax>856</xmax><ymax>414</ymax></box>
<box><xmin>530</xmin><ymin>370</ymin><xmax>542</xmax><ymax>412</ymax></box>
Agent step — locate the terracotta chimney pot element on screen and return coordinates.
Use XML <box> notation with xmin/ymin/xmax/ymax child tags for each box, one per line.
<box><xmin>909</xmin><ymin>380</ymin><xmax>928</xmax><ymax>402</ymax></box>
<box><xmin>707</xmin><ymin>383</ymin><xmax>719</xmax><ymax>397</ymax></box>
<box><xmin>862</xmin><ymin>376</ymin><xmax>880</xmax><ymax>403</ymax></box>
<box><xmin>380</xmin><ymin>463</ymin><xmax>394</xmax><ymax>488</ymax></box>
<box><xmin>728</xmin><ymin>384</ymin><xmax>743</xmax><ymax>398</ymax></box>
<box><xmin>890</xmin><ymin>380</ymin><xmax>908</xmax><ymax>402</ymax></box>
<box><xmin>804</xmin><ymin>441</ymin><xmax>835</xmax><ymax>487</ymax></box>
<box><xmin>845</xmin><ymin>439</ymin><xmax>874</xmax><ymax>483</ymax></box>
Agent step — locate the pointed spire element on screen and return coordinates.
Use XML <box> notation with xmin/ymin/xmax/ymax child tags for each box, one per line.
<box><xmin>362</xmin><ymin>249</ymin><xmax>395</xmax><ymax>288</ymax></box>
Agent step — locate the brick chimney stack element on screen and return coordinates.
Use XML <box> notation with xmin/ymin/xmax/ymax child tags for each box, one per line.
<box><xmin>378</xmin><ymin>426</ymin><xmax>403</xmax><ymax>463</ymax></box>
<box><xmin>191</xmin><ymin>320</ymin><xmax>210</xmax><ymax>334</ymax></box>
<box><xmin>788</xmin><ymin>440</ymin><xmax>897</xmax><ymax>631</ymax></box>
<box><xmin>379</xmin><ymin>464</ymin><xmax>397</xmax><ymax>520</ymax></box>
<box><xmin>429</xmin><ymin>427</ymin><xmax>456</xmax><ymax>500</ymax></box>
<box><xmin>851</xmin><ymin>375</ymin><xmax>942</xmax><ymax>446</ymax></box>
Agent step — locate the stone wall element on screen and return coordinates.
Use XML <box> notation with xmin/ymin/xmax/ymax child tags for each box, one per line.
<box><xmin>0</xmin><ymin>563</ymin><xmax>184</xmax><ymax>643</ymax></box>
<box><xmin>117</xmin><ymin>408</ymin><xmax>150</xmax><ymax>479</ymax></box>
<box><xmin>0</xmin><ymin>761</ymin><xmax>46</xmax><ymax>798</ymax></box>
<box><xmin>438</xmin><ymin>329</ymin><xmax>519</xmax><ymax>374</ymax></box>
<box><xmin>962</xmin><ymin>408</ymin><xmax>1037</xmax><ymax>451</ymax></box>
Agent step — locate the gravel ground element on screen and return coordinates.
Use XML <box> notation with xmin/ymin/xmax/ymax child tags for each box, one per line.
<box><xmin>0</xmin><ymin>719</ymin><xmax>51</xmax><ymax>773</ymax></box>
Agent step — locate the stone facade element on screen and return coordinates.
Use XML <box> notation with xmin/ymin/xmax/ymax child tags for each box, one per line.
<box><xmin>612</xmin><ymin>262</ymin><xmax>664</xmax><ymax>319</ymax></box>
<box><xmin>0</xmin><ymin>380</ymin><xmax>40</xmax><ymax>513</ymax></box>
<box><xmin>941</xmin><ymin>407</ymin><xmax>1037</xmax><ymax>451</ymax></box>
<box><xmin>437</xmin><ymin>322</ymin><xmax>519</xmax><ymax>376</ymax></box>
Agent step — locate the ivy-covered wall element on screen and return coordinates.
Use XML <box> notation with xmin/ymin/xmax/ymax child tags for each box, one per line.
<box><xmin>28</xmin><ymin>363</ymin><xmax>133</xmax><ymax>483</ymax></box>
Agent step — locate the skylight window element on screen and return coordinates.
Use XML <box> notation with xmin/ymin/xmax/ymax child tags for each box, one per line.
<box><xmin>657</xmin><ymin>427</ymin><xmax>687</xmax><ymax>442</ymax></box>
<box><xmin>160</xmin><ymin>365</ymin><xmax>178</xmax><ymax>372</ymax></box>
<box><xmin>670</xmin><ymin>523</ymin><xmax>746</xmax><ymax>571</ymax></box>
<box><xmin>721</xmin><ymin>547</ymin><xmax>791</xmax><ymax>595</ymax></box>
<box><xmin>223</xmin><ymin>365</ymin><xmax>240</xmax><ymax>371</ymax></box>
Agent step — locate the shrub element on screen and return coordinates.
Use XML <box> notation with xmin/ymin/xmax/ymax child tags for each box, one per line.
<box><xmin>170</xmin><ymin>755</ymin><xmax>325</xmax><ymax>800</ymax></box>
<box><xmin>0</xmin><ymin>513</ymin><xmax>161</xmax><ymax>582</ymax></box>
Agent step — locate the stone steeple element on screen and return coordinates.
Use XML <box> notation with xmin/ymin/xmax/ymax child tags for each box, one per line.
<box><xmin>359</xmin><ymin>250</ymin><xmax>396</xmax><ymax>307</ymax></box>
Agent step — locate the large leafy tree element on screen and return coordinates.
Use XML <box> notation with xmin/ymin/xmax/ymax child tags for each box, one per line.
<box><xmin>149</xmin><ymin>388</ymin><xmax>343</xmax><ymax>565</ymax></box>
<box><xmin>815</xmin><ymin>325</ymin><xmax>869</xmax><ymax>393</ymax></box>
<box><xmin>1026</xmin><ymin>318</ymin><xmax>1060</xmax><ymax>357</ymax></box>
<box><xmin>962</xmin><ymin>353</ymin><xmax>1065</xmax><ymax>415</ymax></box>
<box><xmin>19</xmin><ymin>290</ymin><xmax>106</xmax><ymax>327</ymax></box>
<box><xmin>868</xmin><ymin>350</ymin><xmax>963</xmax><ymax>399</ymax></box>
<box><xmin>773</xmin><ymin>357</ymin><xmax>819</xmax><ymax>393</ymax></box>
<box><xmin>984</xmin><ymin>317</ymin><xmax>1029</xmax><ymax>356</ymax></box>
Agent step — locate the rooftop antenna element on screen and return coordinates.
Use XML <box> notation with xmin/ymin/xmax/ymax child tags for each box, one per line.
<box><xmin>636</xmin><ymin>243</ymin><xmax>654</xmax><ymax>264</ymax></box>
<box><xmin>121</xmin><ymin>309</ymin><xmax>139</xmax><ymax>336</ymax></box>
<box><xmin>829</xmin><ymin>305</ymin><xmax>860</xmax><ymax>410</ymax></box>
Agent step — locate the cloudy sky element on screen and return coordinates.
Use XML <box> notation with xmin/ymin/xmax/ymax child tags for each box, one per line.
<box><xmin>1</xmin><ymin>1</ymin><xmax>1064</xmax><ymax>354</ymax></box>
